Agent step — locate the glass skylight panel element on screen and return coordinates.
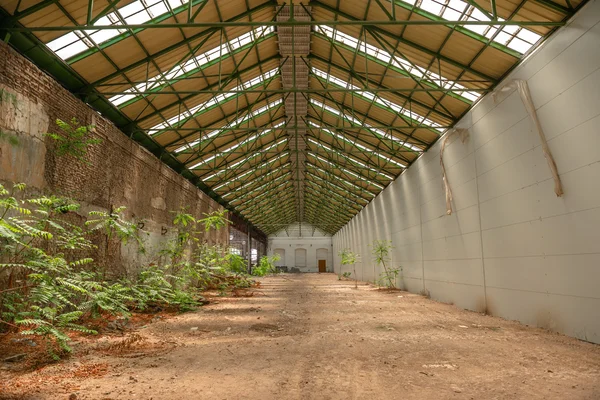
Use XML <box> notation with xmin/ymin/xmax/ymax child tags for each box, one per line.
<box><xmin>144</xmin><ymin>68</ymin><xmax>278</xmax><ymax>139</ymax></box>
<box><xmin>109</xmin><ymin>26</ymin><xmax>274</xmax><ymax>107</ymax></box>
<box><xmin>308</xmin><ymin>95</ymin><xmax>427</xmax><ymax>150</ymax></box>
<box><xmin>170</xmin><ymin>95</ymin><xmax>282</xmax><ymax>154</ymax></box>
<box><xmin>308</xmin><ymin>120</ymin><xmax>407</xmax><ymax>169</ymax></box>
<box><xmin>202</xmin><ymin>139</ymin><xmax>288</xmax><ymax>182</ymax></box>
<box><xmin>227</xmin><ymin>172</ymin><xmax>291</xmax><ymax>201</ymax></box>
<box><xmin>218</xmin><ymin>157</ymin><xmax>288</xmax><ymax>194</ymax></box>
<box><xmin>306</xmin><ymin>172</ymin><xmax>370</xmax><ymax>202</ymax></box>
<box><xmin>314</xmin><ymin>25</ymin><xmax>480</xmax><ymax>103</ymax></box>
<box><xmin>189</xmin><ymin>121</ymin><xmax>286</xmax><ymax>170</ymax></box>
<box><xmin>307</xmin><ymin>153</ymin><xmax>385</xmax><ymax>190</ymax></box>
<box><xmin>307</xmin><ymin>138</ymin><xmax>394</xmax><ymax>180</ymax></box>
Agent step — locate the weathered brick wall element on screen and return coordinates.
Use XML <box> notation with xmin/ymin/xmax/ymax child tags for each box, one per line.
<box><xmin>0</xmin><ymin>40</ymin><xmax>228</xmax><ymax>276</ymax></box>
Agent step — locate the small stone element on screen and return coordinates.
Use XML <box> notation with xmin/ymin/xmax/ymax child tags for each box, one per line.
<box><xmin>69</xmin><ymin>394</ymin><xmax>78</xmax><ymax>400</ymax></box>
<box><xmin>190</xmin><ymin>327</ymin><xmax>199</xmax><ymax>331</ymax></box>
<box><xmin>451</xmin><ymin>386</ymin><xmax>462</xmax><ymax>393</ymax></box>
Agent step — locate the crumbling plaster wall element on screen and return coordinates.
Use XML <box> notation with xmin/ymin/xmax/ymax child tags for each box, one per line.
<box><xmin>0</xmin><ymin>40</ymin><xmax>228</xmax><ymax>275</ymax></box>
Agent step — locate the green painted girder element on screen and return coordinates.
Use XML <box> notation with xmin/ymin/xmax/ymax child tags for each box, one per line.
<box><xmin>136</xmin><ymin>68</ymin><xmax>281</xmax><ymax>134</ymax></box>
<box><xmin>213</xmin><ymin>159</ymin><xmax>291</xmax><ymax>195</ymax></box>
<box><xmin>236</xmin><ymin>181</ymin><xmax>294</xmax><ymax>212</ymax></box>
<box><xmin>305</xmin><ymin>171</ymin><xmax>370</xmax><ymax>205</ymax></box>
<box><xmin>251</xmin><ymin>206</ymin><xmax>297</xmax><ymax>227</ymax></box>
<box><xmin>234</xmin><ymin>180</ymin><xmax>292</xmax><ymax>210</ymax></box>
<box><xmin>308</xmin><ymin>0</ymin><xmax>499</xmax><ymax>83</ymax></box>
<box><xmin>303</xmin><ymin>189</ymin><xmax>361</xmax><ymax>220</ymax></box>
<box><xmin>304</xmin><ymin>195</ymin><xmax>355</xmax><ymax>220</ymax></box>
<box><xmin>112</xmin><ymin>33</ymin><xmax>278</xmax><ymax>110</ymax></box>
<box><xmin>306</xmin><ymin>161</ymin><xmax>378</xmax><ymax>200</ymax></box>
<box><xmin>192</xmin><ymin>134</ymin><xmax>288</xmax><ymax>183</ymax></box>
<box><xmin>246</xmin><ymin>205</ymin><xmax>296</xmax><ymax>226</ymax></box>
<box><xmin>243</xmin><ymin>192</ymin><xmax>296</xmax><ymax>218</ymax></box>
<box><xmin>180</xmin><ymin>115</ymin><xmax>288</xmax><ymax>167</ymax></box>
<box><xmin>246</xmin><ymin>200</ymin><xmax>296</xmax><ymax>222</ymax></box>
<box><xmin>95</xmin><ymin>87</ymin><xmax>490</xmax><ymax>96</ymax></box>
<box><xmin>306</xmin><ymin>154</ymin><xmax>384</xmax><ymax>193</ymax></box>
<box><xmin>228</xmin><ymin>171</ymin><xmax>293</xmax><ymax>205</ymax></box>
<box><xmin>306</xmin><ymin>71</ymin><xmax>431</xmax><ymax>151</ymax></box>
<box><xmin>215</xmin><ymin>159</ymin><xmax>291</xmax><ymax>196</ymax></box>
<box><xmin>305</xmin><ymin>136</ymin><xmax>394</xmax><ymax>183</ymax></box>
<box><xmin>306</xmin><ymin>102</ymin><xmax>415</xmax><ymax>164</ymax></box>
<box><xmin>303</xmin><ymin>206</ymin><xmax>347</xmax><ymax>230</ymax></box>
<box><xmin>306</xmin><ymin>150</ymin><xmax>389</xmax><ymax>187</ymax></box>
<box><xmin>310</xmin><ymin>70</ymin><xmax>450</xmax><ymax>136</ymax></box>
<box><xmin>162</xmin><ymin>92</ymin><xmax>285</xmax><ymax>151</ymax></box>
<box><xmin>307</xmin><ymin>91</ymin><xmax>432</xmax><ymax>150</ymax></box>
<box><xmin>310</xmin><ymin>51</ymin><xmax>465</xmax><ymax>117</ymax></box>
<box><xmin>304</xmin><ymin>180</ymin><xmax>364</xmax><ymax>212</ymax></box>
<box><xmin>3</xmin><ymin>19</ymin><xmax>565</xmax><ymax>32</ymax></box>
<box><xmin>305</xmin><ymin>123</ymin><xmax>406</xmax><ymax>174</ymax></box>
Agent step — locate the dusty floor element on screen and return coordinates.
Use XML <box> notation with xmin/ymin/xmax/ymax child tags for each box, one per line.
<box><xmin>2</xmin><ymin>273</ymin><xmax>600</xmax><ymax>400</ymax></box>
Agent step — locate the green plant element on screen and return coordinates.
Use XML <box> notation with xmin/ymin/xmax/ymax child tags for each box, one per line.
<box><xmin>371</xmin><ymin>240</ymin><xmax>400</xmax><ymax>289</ymax></box>
<box><xmin>0</xmin><ymin>129</ymin><xmax>19</xmax><ymax>146</ymax></box>
<box><xmin>44</xmin><ymin>118</ymin><xmax>102</xmax><ymax>163</ymax></box>
<box><xmin>339</xmin><ymin>249</ymin><xmax>359</xmax><ymax>288</ymax></box>
<box><xmin>252</xmin><ymin>254</ymin><xmax>281</xmax><ymax>277</ymax></box>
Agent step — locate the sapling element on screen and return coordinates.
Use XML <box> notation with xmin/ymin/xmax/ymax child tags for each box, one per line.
<box><xmin>371</xmin><ymin>240</ymin><xmax>399</xmax><ymax>289</ymax></box>
<box><xmin>339</xmin><ymin>249</ymin><xmax>360</xmax><ymax>289</ymax></box>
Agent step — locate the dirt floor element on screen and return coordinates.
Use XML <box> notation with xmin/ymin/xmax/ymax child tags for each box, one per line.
<box><xmin>2</xmin><ymin>273</ymin><xmax>600</xmax><ymax>400</ymax></box>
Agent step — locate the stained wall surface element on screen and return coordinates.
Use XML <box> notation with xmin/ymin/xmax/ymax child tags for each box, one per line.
<box><xmin>333</xmin><ymin>3</ymin><xmax>600</xmax><ymax>344</ymax></box>
<box><xmin>0</xmin><ymin>40</ymin><xmax>228</xmax><ymax>275</ymax></box>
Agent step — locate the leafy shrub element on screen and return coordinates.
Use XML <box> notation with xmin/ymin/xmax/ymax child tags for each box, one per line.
<box><xmin>252</xmin><ymin>254</ymin><xmax>280</xmax><ymax>277</ymax></box>
<box><xmin>44</xmin><ymin>118</ymin><xmax>102</xmax><ymax>163</ymax></box>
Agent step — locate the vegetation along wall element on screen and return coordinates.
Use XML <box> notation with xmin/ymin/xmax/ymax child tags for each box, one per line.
<box><xmin>333</xmin><ymin>5</ymin><xmax>600</xmax><ymax>344</ymax></box>
<box><xmin>0</xmin><ymin>40</ymin><xmax>228</xmax><ymax>277</ymax></box>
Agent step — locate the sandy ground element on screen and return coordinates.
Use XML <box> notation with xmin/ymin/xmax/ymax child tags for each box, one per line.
<box><xmin>2</xmin><ymin>273</ymin><xmax>600</xmax><ymax>400</ymax></box>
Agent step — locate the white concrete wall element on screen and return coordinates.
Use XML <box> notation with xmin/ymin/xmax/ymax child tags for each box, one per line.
<box><xmin>333</xmin><ymin>4</ymin><xmax>600</xmax><ymax>344</ymax></box>
<box><xmin>268</xmin><ymin>222</ymin><xmax>333</xmax><ymax>272</ymax></box>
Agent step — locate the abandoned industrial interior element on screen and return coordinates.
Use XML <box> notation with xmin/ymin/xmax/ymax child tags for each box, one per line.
<box><xmin>0</xmin><ymin>0</ymin><xmax>599</xmax><ymax>398</ymax></box>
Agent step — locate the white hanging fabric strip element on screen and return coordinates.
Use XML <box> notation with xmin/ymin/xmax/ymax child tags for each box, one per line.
<box><xmin>493</xmin><ymin>80</ymin><xmax>564</xmax><ymax>197</ymax></box>
<box><xmin>440</xmin><ymin>128</ymin><xmax>470</xmax><ymax>215</ymax></box>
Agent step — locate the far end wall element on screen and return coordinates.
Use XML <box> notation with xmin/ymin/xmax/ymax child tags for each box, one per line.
<box><xmin>333</xmin><ymin>4</ymin><xmax>600</xmax><ymax>344</ymax></box>
<box><xmin>268</xmin><ymin>223</ymin><xmax>333</xmax><ymax>272</ymax></box>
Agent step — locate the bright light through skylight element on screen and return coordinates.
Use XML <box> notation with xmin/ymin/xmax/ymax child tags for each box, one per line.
<box><xmin>108</xmin><ymin>26</ymin><xmax>274</xmax><ymax>107</ymax></box>
<box><xmin>312</xmin><ymin>67</ymin><xmax>444</xmax><ymax>137</ymax></box>
<box><xmin>382</xmin><ymin>0</ymin><xmax>542</xmax><ymax>54</ymax></box>
<box><xmin>189</xmin><ymin>121</ymin><xmax>286</xmax><ymax>170</ymax></box>
<box><xmin>315</xmin><ymin>25</ymin><xmax>480</xmax><ymax>103</ymax></box>
<box><xmin>47</xmin><ymin>0</ymin><xmax>190</xmax><ymax>60</ymax></box>
<box><xmin>307</xmin><ymin>120</ymin><xmax>407</xmax><ymax>169</ymax></box>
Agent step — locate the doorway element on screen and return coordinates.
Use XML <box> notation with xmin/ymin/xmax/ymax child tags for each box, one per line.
<box><xmin>318</xmin><ymin>259</ymin><xmax>326</xmax><ymax>273</ymax></box>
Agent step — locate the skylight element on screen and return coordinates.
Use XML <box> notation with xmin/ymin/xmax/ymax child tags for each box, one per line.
<box><xmin>171</xmin><ymin>100</ymin><xmax>283</xmax><ymax>158</ymax></box>
<box><xmin>108</xmin><ymin>26</ymin><xmax>275</xmax><ymax>107</ymax></box>
<box><xmin>229</xmin><ymin>172</ymin><xmax>292</xmax><ymax>202</ymax></box>
<box><xmin>315</xmin><ymin>25</ymin><xmax>480</xmax><ymax>103</ymax></box>
<box><xmin>307</xmin><ymin>153</ymin><xmax>385</xmax><ymax>190</ymax></box>
<box><xmin>307</xmin><ymin>120</ymin><xmax>407</xmax><ymax>169</ymax></box>
<box><xmin>306</xmin><ymin>172</ymin><xmax>370</xmax><ymax>203</ymax></box>
<box><xmin>189</xmin><ymin>121</ymin><xmax>286</xmax><ymax>170</ymax></box>
<box><xmin>203</xmin><ymin>139</ymin><xmax>288</xmax><ymax>183</ymax></box>
<box><xmin>147</xmin><ymin>69</ymin><xmax>279</xmax><ymax>141</ymax></box>
<box><xmin>47</xmin><ymin>0</ymin><xmax>193</xmax><ymax>60</ymax></box>
<box><xmin>384</xmin><ymin>0</ymin><xmax>542</xmax><ymax>54</ymax></box>
<box><xmin>309</xmin><ymin>98</ymin><xmax>423</xmax><ymax>154</ymax></box>
<box><xmin>312</xmin><ymin>67</ymin><xmax>444</xmax><ymax>136</ymax></box>
<box><xmin>308</xmin><ymin>163</ymin><xmax>377</xmax><ymax>197</ymax></box>
<box><xmin>220</xmin><ymin>156</ymin><xmax>289</xmax><ymax>195</ymax></box>
<box><xmin>307</xmin><ymin>138</ymin><xmax>394</xmax><ymax>180</ymax></box>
